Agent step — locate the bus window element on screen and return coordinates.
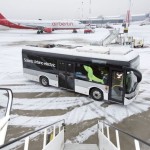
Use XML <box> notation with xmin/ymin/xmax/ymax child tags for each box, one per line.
<box><xmin>75</xmin><ymin>63</ymin><xmax>88</xmax><ymax>80</ymax></box>
<box><xmin>75</xmin><ymin>63</ymin><xmax>109</xmax><ymax>85</ymax></box>
<box><xmin>97</xmin><ymin>66</ymin><xmax>109</xmax><ymax>85</ymax></box>
<box><xmin>66</xmin><ymin>63</ymin><xmax>74</xmax><ymax>73</ymax></box>
<box><xmin>58</xmin><ymin>62</ymin><xmax>65</xmax><ymax>71</ymax></box>
<box><xmin>85</xmin><ymin>64</ymin><xmax>109</xmax><ymax>85</ymax></box>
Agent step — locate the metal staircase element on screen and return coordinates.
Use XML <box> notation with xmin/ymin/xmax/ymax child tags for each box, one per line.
<box><xmin>0</xmin><ymin>119</ymin><xmax>150</xmax><ymax>150</ymax></box>
<box><xmin>91</xmin><ymin>29</ymin><xmax>120</xmax><ymax>46</ymax></box>
<box><xmin>64</xmin><ymin>144</ymin><xmax>99</xmax><ymax>150</ymax></box>
<box><xmin>100</xmin><ymin>29</ymin><xmax>120</xmax><ymax>46</ymax></box>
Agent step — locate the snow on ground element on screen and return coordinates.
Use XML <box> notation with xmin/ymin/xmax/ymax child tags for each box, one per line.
<box><xmin>6</xmin><ymin>97</ymin><xmax>90</xmax><ymax>110</ymax></box>
<box><xmin>0</xmin><ymin>25</ymin><xmax>150</xmax><ymax>143</ymax></box>
<box><xmin>0</xmin><ymin>28</ymin><xmax>109</xmax><ymax>45</ymax></box>
<box><xmin>8</xmin><ymin>96</ymin><xmax>150</xmax><ymax>126</ymax></box>
<box><xmin>1</xmin><ymin>84</ymin><xmax>63</xmax><ymax>93</ymax></box>
<box><xmin>66</xmin><ymin>124</ymin><xmax>98</xmax><ymax>143</ymax></box>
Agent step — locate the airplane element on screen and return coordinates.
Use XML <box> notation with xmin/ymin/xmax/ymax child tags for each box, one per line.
<box><xmin>0</xmin><ymin>13</ymin><xmax>86</xmax><ymax>34</ymax></box>
<box><xmin>140</xmin><ymin>18</ymin><xmax>150</xmax><ymax>26</ymax></box>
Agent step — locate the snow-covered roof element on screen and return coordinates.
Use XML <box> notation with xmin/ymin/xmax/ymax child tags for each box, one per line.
<box><xmin>23</xmin><ymin>45</ymin><xmax>139</xmax><ymax>62</ymax></box>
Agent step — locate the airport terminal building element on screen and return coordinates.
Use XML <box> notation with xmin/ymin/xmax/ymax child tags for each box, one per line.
<box><xmin>80</xmin><ymin>16</ymin><xmax>124</xmax><ymax>26</ymax></box>
<box><xmin>79</xmin><ymin>13</ymin><xmax>150</xmax><ymax>26</ymax></box>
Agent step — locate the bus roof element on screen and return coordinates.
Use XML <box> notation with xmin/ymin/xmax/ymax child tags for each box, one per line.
<box><xmin>23</xmin><ymin>44</ymin><xmax>139</xmax><ymax>62</ymax></box>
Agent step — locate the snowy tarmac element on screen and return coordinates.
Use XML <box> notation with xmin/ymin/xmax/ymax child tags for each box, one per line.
<box><xmin>0</xmin><ymin>26</ymin><xmax>150</xmax><ymax>149</ymax></box>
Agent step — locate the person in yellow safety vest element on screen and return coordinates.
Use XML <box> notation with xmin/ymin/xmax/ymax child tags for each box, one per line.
<box><xmin>50</xmin><ymin>132</ymin><xmax>53</xmax><ymax>141</ymax></box>
<box><xmin>83</xmin><ymin>65</ymin><xmax>104</xmax><ymax>84</ymax></box>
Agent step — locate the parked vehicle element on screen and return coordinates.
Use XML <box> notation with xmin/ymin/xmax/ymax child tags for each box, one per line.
<box><xmin>84</xmin><ymin>25</ymin><xmax>95</xmax><ymax>33</ymax></box>
<box><xmin>84</xmin><ymin>29</ymin><xmax>95</xmax><ymax>33</ymax></box>
<box><xmin>133</xmin><ymin>38</ymin><xmax>144</xmax><ymax>48</ymax></box>
<box><xmin>22</xmin><ymin>44</ymin><xmax>142</xmax><ymax>105</ymax></box>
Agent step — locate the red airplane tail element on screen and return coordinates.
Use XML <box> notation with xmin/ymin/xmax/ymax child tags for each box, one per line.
<box><xmin>0</xmin><ymin>13</ymin><xmax>6</xmax><ymax>19</ymax></box>
<box><xmin>125</xmin><ymin>10</ymin><xmax>131</xmax><ymax>26</ymax></box>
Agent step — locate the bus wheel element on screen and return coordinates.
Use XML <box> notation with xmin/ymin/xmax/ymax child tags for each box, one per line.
<box><xmin>90</xmin><ymin>88</ymin><xmax>103</xmax><ymax>101</ymax></box>
<box><xmin>40</xmin><ymin>76</ymin><xmax>49</xmax><ymax>86</ymax></box>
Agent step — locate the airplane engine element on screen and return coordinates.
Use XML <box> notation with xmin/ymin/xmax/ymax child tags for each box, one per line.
<box><xmin>43</xmin><ymin>28</ymin><xmax>52</xmax><ymax>33</ymax></box>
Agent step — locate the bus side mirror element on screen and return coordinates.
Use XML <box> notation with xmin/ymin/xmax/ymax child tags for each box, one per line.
<box><xmin>134</xmin><ymin>71</ymin><xmax>142</xmax><ymax>83</ymax></box>
<box><xmin>125</xmin><ymin>67</ymin><xmax>142</xmax><ymax>83</ymax></box>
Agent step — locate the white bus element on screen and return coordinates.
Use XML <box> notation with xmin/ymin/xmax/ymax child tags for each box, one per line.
<box><xmin>22</xmin><ymin>44</ymin><xmax>142</xmax><ymax>105</ymax></box>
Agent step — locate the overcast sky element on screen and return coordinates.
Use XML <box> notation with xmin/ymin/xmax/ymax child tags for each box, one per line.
<box><xmin>0</xmin><ymin>0</ymin><xmax>149</xmax><ymax>20</ymax></box>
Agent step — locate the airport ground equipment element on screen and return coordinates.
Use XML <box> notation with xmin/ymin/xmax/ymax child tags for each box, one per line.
<box><xmin>91</xmin><ymin>29</ymin><xmax>120</xmax><ymax>46</ymax></box>
<box><xmin>0</xmin><ymin>88</ymin><xmax>13</xmax><ymax>146</ymax></box>
<box><xmin>0</xmin><ymin>120</ymin><xmax>149</xmax><ymax>150</ymax></box>
<box><xmin>133</xmin><ymin>38</ymin><xmax>144</xmax><ymax>48</ymax></box>
<box><xmin>122</xmin><ymin>36</ymin><xmax>133</xmax><ymax>45</ymax></box>
<box><xmin>122</xmin><ymin>36</ymin><xmax>144</xmax><ymax>48</ymax></box>
<box><xmin>100</xmin><ymin>29</ymin><xmax>120</xmax><ymax>46</ymax></box>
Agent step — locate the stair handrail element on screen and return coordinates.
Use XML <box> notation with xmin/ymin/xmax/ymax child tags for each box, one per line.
<box><xmin>0</xmin><ymin>88</ymin><xmax>13</xmax><ymax>146</ymax></box>
<box><xmin>0</xmin><ymin>88</ymin><xmax>13</xmax><ymax>117</ymax></box>
<box><xmin>98</xmin><ymin>120</ymin><xmax>150</xmax><ymax>147</ymax></box>
<box><xmin>0</xmin><ymin>119</ymin><xmax>65</xmax><ymax>149</ymax></box>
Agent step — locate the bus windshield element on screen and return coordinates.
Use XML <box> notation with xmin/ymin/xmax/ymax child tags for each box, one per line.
<box><xmin>125</xmin><ymin>71</ymin><xmax>138</xmax><ymax>94</ymax></box>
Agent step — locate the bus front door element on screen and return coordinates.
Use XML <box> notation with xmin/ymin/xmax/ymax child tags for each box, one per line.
<box><xmin>58</xmin><ymin>61</ymin><xmax>75</xmax><ymax>91</ymax></box>
<box><xmin>109</xmin><ymin>69</ymin><xmax>124</xmax><ymax>104</ymax></box>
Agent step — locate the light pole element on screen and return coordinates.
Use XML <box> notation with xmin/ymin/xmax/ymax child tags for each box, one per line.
<box><xmin>82</xmin><ymin>1</ymin><xmax>83</xmax><ymax>19</ymax></box>
<box><xmin>89</xmin><ymin>0</ymin><xmax>92</xmax><ymax>25</ymax></box>
<box><xmin>77</xmin><ymin>8</ymin><xmax>80</xmax><ymax>19</ymax></box>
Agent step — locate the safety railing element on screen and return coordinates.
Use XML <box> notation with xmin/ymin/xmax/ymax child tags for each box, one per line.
<box><xmin>0</xmin><ymin>88</ymin><xmax>13</xmax><ymax>146</ymax></box>
<box><xmin>0</xmin><ymin>119</ymin><xmax>65</xmax><ymax>150</ymax></box>
<box><xmin>98</xmin><ymin>121</ymin><xmax>150</xmax><ymax>150</ymax></box>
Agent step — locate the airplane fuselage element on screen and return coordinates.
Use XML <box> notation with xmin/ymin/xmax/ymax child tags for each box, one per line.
<box><xmin>0</xmin><ymin>16</ymin><xmax>85</xmax><ymax>33</ymax></box>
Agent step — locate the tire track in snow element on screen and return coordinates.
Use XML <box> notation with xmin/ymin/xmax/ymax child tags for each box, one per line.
<box><xmin>9</xmin><ymin>101</ymin><xmax>95</xmax><ymax>127</ymax></box>
<box><xmin>88</xmin><ymin>102</ymin><xmax>120</xmax><ymax>123</ymax></box>
<box><xmin>0</xmin><ymin>84</ymin><xmax>62</xmax><ymax>93</ymax></box>
<box><xmin>11</xmin><ymin>97</ymin><xmax>92</xmax><ymax>117</ymax></box>
<box><xmin>9</xmin><ymin>96</ymin><xmax>150</xmax><ymax>141</ymax></box>
<box><xmin>11</xmin><ymin>97</ymin><xmax>90</xmax><ymax>110</ymax></box>
<box><xmin>8</xmin><ymin>97</ymin><xmax>92</xmax><ymax>126</ymax></box>
<box><xmin>68</xmin><ymin>98</ymin><xmax>150</xmax><ymax>143</ymax></box>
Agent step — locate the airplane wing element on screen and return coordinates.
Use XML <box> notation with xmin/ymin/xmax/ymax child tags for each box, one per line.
<box><xmin>19</xmin><ymin>24</ymin><xmax>44</xmax><ymax>30</ymax></box>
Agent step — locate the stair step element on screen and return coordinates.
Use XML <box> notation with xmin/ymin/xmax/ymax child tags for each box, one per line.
<box><xmin>64</xmin><ymin>144</ymin><xmax>99</xmax><ymax>150</ymax></box>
